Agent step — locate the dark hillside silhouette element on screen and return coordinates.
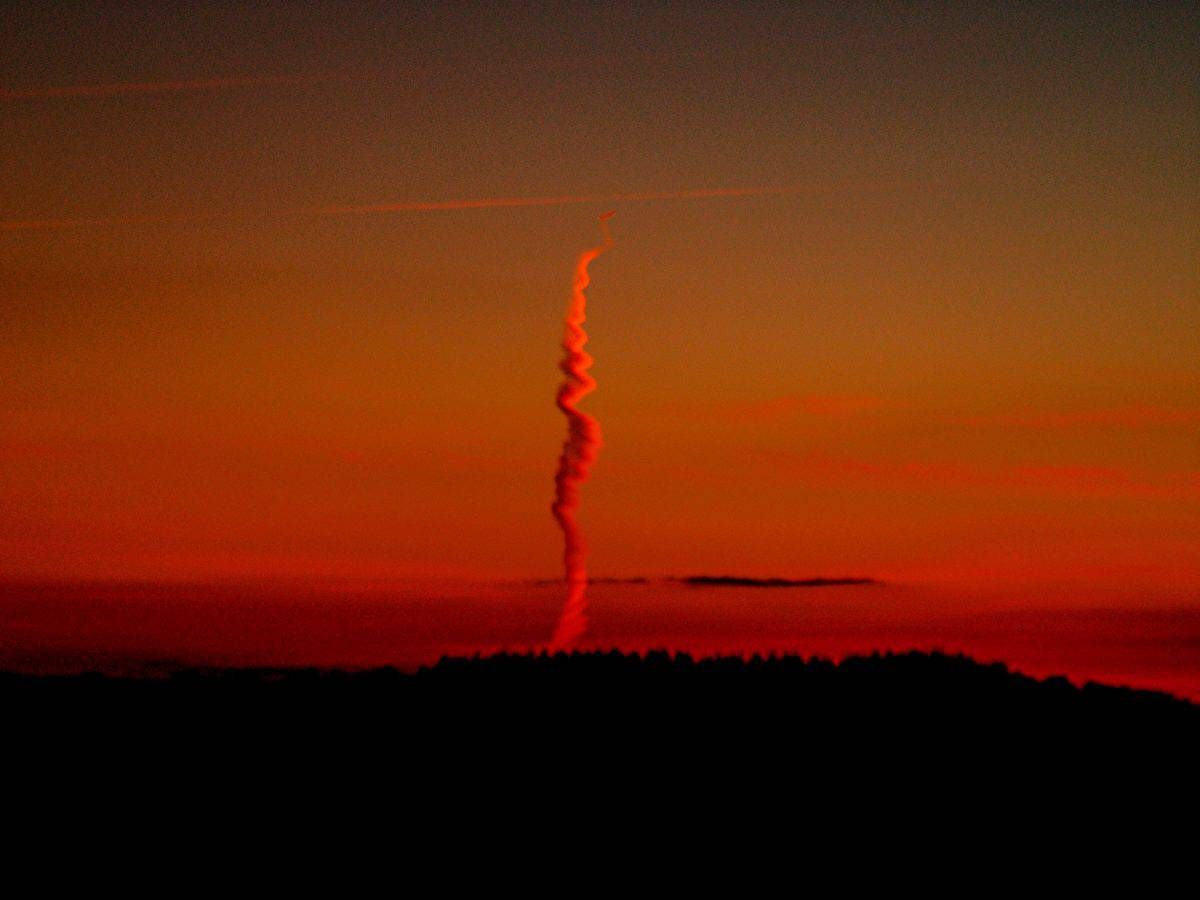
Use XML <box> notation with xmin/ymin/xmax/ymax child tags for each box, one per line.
<box><xmin>6</xmin><ymin>651</ymin><xmax>1197</xmax><ymax>805</ymax></box>
<box><xmin>4</xmin><ymin>649</ymin><xmax>1195</xmax><ymax>735</ymax></box>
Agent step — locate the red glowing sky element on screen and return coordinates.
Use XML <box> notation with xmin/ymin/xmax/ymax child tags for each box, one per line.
<box><xmin>1</xmin><ymin>4</ymin><xmax>1197</xmax><ymax>691</ymax></box>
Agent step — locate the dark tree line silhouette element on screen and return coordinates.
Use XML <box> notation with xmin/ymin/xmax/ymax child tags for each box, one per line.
<box><xmin>4</xmin><ymin>649</ymin><xmax>1195</xmax><ymax>733</ymax></box>
<box><xmin>5</xmin><ymin>650</ymin><xmax>1197</xmax><ymax>808</ymax></box>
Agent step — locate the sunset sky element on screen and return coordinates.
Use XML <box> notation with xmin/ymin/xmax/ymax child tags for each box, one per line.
<box><xmin>1</xmin><ymin>3</ymin><xmax>1197</xmax><ymax>689</ymax></box>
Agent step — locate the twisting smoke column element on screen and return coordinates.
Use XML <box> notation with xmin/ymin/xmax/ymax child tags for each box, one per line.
<box><xmin>549</xmin><ymin>212</ymin><xmax>614</xmax><ymax>650</ymax></box>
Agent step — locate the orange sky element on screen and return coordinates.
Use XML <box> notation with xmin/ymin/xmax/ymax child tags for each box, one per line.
<box><xmin>1</xmin><ymin>3</ymin><xmax>1197</xmax><ymax>605</ymax></box>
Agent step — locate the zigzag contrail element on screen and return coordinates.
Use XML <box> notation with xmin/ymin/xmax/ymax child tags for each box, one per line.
<box><xmin>548</xmin><ymin>212</ymin><xmax>613</xmax><ymax>650</ymax></box>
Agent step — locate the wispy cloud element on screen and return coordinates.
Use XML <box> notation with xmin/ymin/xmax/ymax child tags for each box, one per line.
<box><xmin>749</xmin><ymin>450</ymin><xmax>1200</xmax><ymax>499</ymax></box>
<box><xmin>0</xmin><ymin>72</ymin><xmax>336</xmax><ymax>100</ymax></box>
<box><xmin>677</xmin><ymin>575</ymin><xmax>878</xmax><ymax>588</ymax></box>
<box><xmin>315</xmin><ymin>185</ymin><xmax>818</xmax><ymax>216</ymax></box>
<box><xmin>953</xmin><ymin>404</ymin><xmax>1200</xmax><ymax>430</ymax></box>
<box><xmin>1</xmin><ymin>184</ymin><xmax>836</xmax><ymax>232</ymax></box>
<box><xmin>669</xmin><ymin>394</ymin><xmax>885</xmax><ymax>425</ymax></box>
<box><xmin>521</xmin><ymin>575</ymin><xmax>877</xmax><ymax>588</ymax></box>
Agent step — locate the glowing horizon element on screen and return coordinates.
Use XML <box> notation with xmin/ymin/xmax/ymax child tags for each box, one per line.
<box><xmin>1</xmin><ymin>3</ymin><xmax>1196</xmax><ymax>696</ymax></box>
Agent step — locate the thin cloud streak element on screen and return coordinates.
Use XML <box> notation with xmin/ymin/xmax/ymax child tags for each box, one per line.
<box><xmin>677</xmin><ymin>394</ymin><xmax>886</xmax><ymax>424</ymax></box>
<box><xmin>0</xmin><ymin>72</ymin><xmax>336</xmax><ymax>100</ymax></box>
<box><xmin>1</xmin><ymin>184</ymin><xmax>844</xmax><ymax>232</ymax></box>
<box><xmin>314</xmin><ymin>185</ymin><xmax>824</xmax><ymax>216</ymax></box>
<box><xmin>749</xmin><ymin>450</ymin><xmax>1200</xmax><ymax>500</ymax></box>
<box><xmin>954</xmin><ymin>405</ymin><xmax>1200</xmax><ymax>430</ymax></box>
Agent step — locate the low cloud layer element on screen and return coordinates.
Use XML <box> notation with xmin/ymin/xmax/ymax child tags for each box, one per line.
<box><xmin>954</xmin><ymin>405</ymin><xmax>1200</xmax><ymax>430</ymax></box>
<box><xmin>676</xmin><ymin>575</ymin><xmax>879</xmax><ymax>588</ymax></box>
<box><xmin>526</xmin><ymin>576</ymin><xmax>878</xmax><ymax>588</ymax></box>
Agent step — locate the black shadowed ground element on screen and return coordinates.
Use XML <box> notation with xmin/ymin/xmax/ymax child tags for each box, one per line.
<box><xmin>6</xmin><ymin>651</ymin><xmax>1198</xmax><ymax>804</ymax></box>
<box><xmin>4</xmin><ymin>649</ymin><xmax>1195</xmax><ymax>733</ymax></box>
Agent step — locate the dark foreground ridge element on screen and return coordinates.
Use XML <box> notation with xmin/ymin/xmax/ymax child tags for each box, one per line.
<box><xmin>4</xmin><ymin>649</ymin><xmax>1194</xmax><ymax>729</ymax></box>
<box><xmin>6</xmin><ymin>651</ymin><xmax>1197</xmax><ymax>798</ymax></box>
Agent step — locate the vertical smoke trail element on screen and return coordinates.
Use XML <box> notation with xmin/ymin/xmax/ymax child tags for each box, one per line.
<box><xmin>549</xmin><ymin>212</ymin><xmax>614</xmax><ymax>650</ymax></box>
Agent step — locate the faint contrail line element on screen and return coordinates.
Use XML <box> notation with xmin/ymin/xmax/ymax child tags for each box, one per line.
<box><xmin>0</xmin><ymin>72</ymin><xmax>336</xmax><ymax>100</ymax></box>
<box><xmin>1</xmin><ymin>184</ymin><xmax>828</xmax><ymax>232</ymax></box>
<box><xmin>315</xmin><ymin>185</ymin><xmax>817</xmax><ymax>215</ymax></box>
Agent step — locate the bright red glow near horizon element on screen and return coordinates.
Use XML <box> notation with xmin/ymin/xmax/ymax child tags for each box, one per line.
<box><xmin>0</xmin><ymin>3</ymin><xmax>1196</xmax><ymax>696</ymax></box>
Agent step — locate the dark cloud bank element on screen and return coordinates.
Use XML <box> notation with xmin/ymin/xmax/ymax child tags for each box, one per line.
<box><xmin>527</xmin><ymin>575</ymin><xmax>879</xmax><ymax>588</ymax></box>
